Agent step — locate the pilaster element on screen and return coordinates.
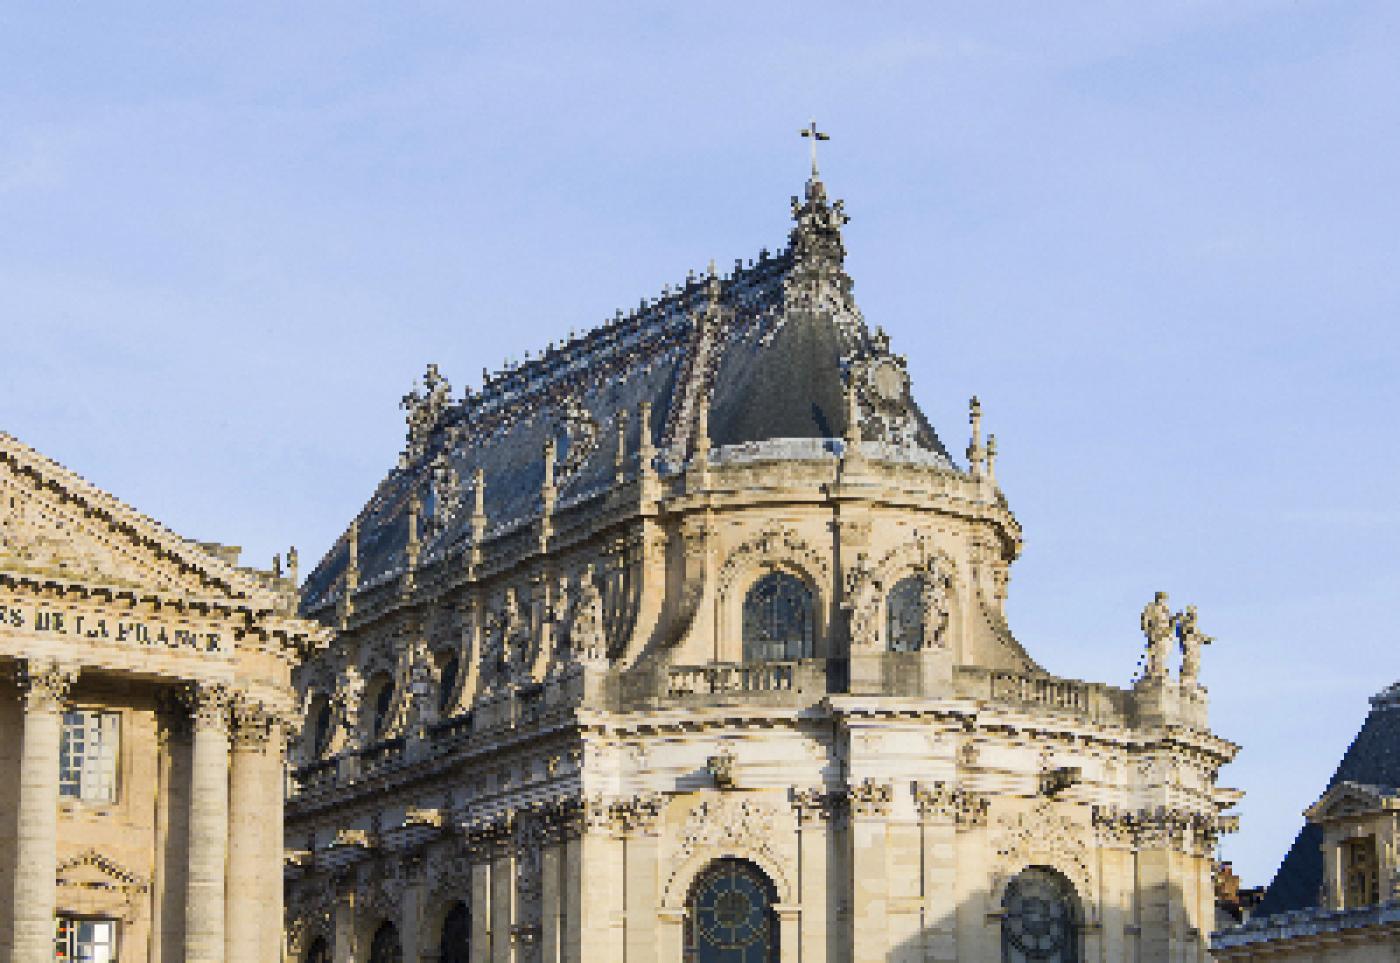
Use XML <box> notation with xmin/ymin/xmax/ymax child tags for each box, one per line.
<box><xmin>846</xmin><ymin>780</ymin><xmax>892</xmax><ymax>963</ymax></box>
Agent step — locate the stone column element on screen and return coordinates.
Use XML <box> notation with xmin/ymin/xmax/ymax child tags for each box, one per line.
<box><xmin>264</xmin><ymin>720</ymin><xmax>289</xmax><ymax>963</ymax></box>
<box><xmin>226</xmin><ymin>698</ymin><xmax>269</xmax><ymax>963</ymax></box>
<box><xmin>9</xmin><ymin>658</ymin><xmax>78</xmax><ymax>963</ymax></box>
<box><xmin>185</xmin><ymin>683</ymin><xmax>232</xmax><ymax>963</ymax></box>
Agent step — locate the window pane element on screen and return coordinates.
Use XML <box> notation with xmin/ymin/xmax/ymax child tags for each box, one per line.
<box><xmin>742</xmin><ymin>573</ymin><xmax>813</xmax><ymax>662</ymax></box>
<box><xmin>59</xmin><ymin>711</ymin><xmax>120</xmax><ymax>803</ymax></box>
<box><xmin>886</xmin><ymin>576</ymin><xmax>925</xmax><ymax>652</ymax></box>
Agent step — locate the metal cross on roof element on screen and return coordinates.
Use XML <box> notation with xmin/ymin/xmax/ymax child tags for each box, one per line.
<box><xmin>800</xmin><ymin>120</ymin><xmax>829</xmax><ymax>177</ymax></box>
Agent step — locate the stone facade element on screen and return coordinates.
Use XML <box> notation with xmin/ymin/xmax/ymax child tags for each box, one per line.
<box><xmin>286</xmin><ymin>168</ymin><xmax>1240</xmax><ymax>962</ymax></box>
<box><xmin>0</xmin><ymin>431</ymin><xmax>330</xmax><ymax>963</ymax></box>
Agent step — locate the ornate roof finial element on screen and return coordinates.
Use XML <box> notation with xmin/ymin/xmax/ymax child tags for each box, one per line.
<box><xmin>966</xmin><ymin>396</ymin><xmax>985</xmax><ymax>478</ymax></box>
<box><xmin>406</xmin><ymin>490</ymin><xmax>421</xmax><ymax>571</ymax></box>
<box><xmin>693</xmin><ymin>394</ymin><xmax>711</xmax><ymax>471</ymax></box>
<box><xmin>614</xmin><ymin>410</ymin><xmax>629</xmax><ymax>485</ymax></box>
<box><xmin>986</xmin><ymin>433</ymin><xmax>998</xmax><ymax>487</ymax></box>
<box><xmin>844</xmin><ymin>379</ymin><xmax>863</xmax><ymax>449</ymax></box>
<box><xmin>638</xmin><ymin>401</ymin><xmax>656</xmax><ymax>481</ymax></box>
<box><xmin>800</xmin><ymin>119</ymin><xmax>830</xmax><ymax>178</ymax></box>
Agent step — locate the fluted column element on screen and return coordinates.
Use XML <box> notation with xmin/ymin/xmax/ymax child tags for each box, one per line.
<box><xmin>185</xmin><ymin>683</ymin><xmax>231</xmax><ymax>963</ymax></box>
<box><xmin>9</xmin><ymin>658</ymin><xmax>79</xmax><ymax>963</ymax></box>
<box><xmin>226</xmin><ymin>697</ymin><xmax>268</xmax><ymax>963</ymax></box>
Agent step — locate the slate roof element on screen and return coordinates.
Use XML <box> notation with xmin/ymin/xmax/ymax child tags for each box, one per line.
<box><xmin>1255</xmin><ymin>683</ymin><xmax>1400</xmax><ymax>916</ymax></box>
<box><xmin>301</xmin><ymin>175</ymin><xmax>955</xmax><ymax>612</ymax></box>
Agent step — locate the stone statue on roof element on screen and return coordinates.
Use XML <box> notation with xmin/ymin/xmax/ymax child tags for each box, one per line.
<box><xmin>1140</xmin><ymin>591</ymin><xmax>1173</xmax><ymax>681</ymax></box>
<box><xmin>400</xmin><ymin>363</ymin><xmax>453</xmax><ymax>463</ymax></box>
<box><xmin>1174</xmin><ymin>605</ymin><xmax>1213</xmax><ymax>686</ymax></box>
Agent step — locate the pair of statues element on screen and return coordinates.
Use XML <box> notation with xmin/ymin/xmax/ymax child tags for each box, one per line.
<box><xmin>1140</xmin><ymin>591</ymin><xmax>1214</xmax><ymax>685</ymax></box>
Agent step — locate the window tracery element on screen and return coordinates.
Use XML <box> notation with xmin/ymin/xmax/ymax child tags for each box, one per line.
<box><xmin>742</xmin><ymin>572</ymin><xmax>813</xmax><ymax>662</ymax></box>
<box><xmin>684</xmin><ymin>858</ymin><xmax>779</xmax><ymax>963</ymax></box>
<box><xmin>1001</xmin><ymin>866</ymin><xmax>1079</xmax><ymax>962</ymax></box>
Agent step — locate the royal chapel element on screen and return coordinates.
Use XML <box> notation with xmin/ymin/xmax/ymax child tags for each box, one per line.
<box><xmin>1</xmin><ymin>157</ymin><xmax>1242</xmax><ymax>963</ymax></box>
<box><xmin>281</xmin><ymin>161</ymin><xmax>1239</xmax><ymax>963</ymax></box>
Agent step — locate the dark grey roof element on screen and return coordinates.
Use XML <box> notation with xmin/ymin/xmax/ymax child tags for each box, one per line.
<box><xmin>1256</xmin><ymin>685</ymin><xmax>1400</xmax><ymax>916</ymax></box>
<box><xmin>301</xmin><ymin>176</ymin><xmax>954</xmax><ymax>611</ymax></box>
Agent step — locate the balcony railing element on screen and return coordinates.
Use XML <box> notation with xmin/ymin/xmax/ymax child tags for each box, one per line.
<box><xmin>665</xmin><ymin>661</ymin><xmax>807</xmax><ymax>698</ymax></box>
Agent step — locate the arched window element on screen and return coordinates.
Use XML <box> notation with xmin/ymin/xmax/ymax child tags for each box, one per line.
<box><xmin>364</xmin><ymin>673</ymin><xmax>394</xmax><ymax>741</ymax></box>
<box><xmin>886</xmin><ymin>575</ymin><xmax>925</xmax><ymax>652</ymax></box>
<box><xmin>438</xmin><ymin>655</ymin><xmax>460</xmax><ymax>714</ymax></box>
<box><xmin>684</xmin><ymin>858</ymin><xmax>778</xmax><ymax>963</ymax></box>
<box><xmin>304</xmin><ymin>937</ymin><xmax>329</xmax><ymax>963</ymax></box>
<box><xmin>439</xmin><ymin>901</ymin><xmax>470</xmax><ymax>963</ymax></box>
<box><xmin>1001</xmin><ymin>866</ymin><xmax>1079</xmax><ymax>962</ymax></box>
<box><xmin>309</xmin><ymin>696</ymin><xmax>333</xmax><ymax>758</ymax></box>
<box><xmin>369</xmin><ymin>921</ymin><xmax>402</xmax><ymax>963</ymax></box>
<box><xmin>742</xmin><ymin>573</ymin><xmax>814</xmax><ymax>662</ymax></box>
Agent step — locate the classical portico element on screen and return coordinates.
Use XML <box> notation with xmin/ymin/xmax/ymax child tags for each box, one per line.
<box><xmin>0</xmin><ymin>431</ymin><xmax>329</xmax><ymax>963</ymax></box>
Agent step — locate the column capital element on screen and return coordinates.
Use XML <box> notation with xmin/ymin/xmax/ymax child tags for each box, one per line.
<box><xmin>230</xmin><ymin>693</ymin><xmax>274</xmax><ymax>750</ymax></box>
<box><xmin>181</xmin><ymin>681</ymin><xmax>233</xmax><ymax>734</ymax></box>
<box><xmin>16</xmin><ymin>657</ymin><xmax>80</xmax><ymax>713</ymax></box>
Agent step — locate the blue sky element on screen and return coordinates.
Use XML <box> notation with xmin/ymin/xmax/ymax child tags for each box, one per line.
<box><xmin>3</xmin><ymin>2</ymin><xmax>1397</xmax><ymax>887</ymax></box>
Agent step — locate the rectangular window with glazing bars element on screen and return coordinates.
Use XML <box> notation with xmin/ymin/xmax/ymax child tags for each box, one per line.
<box><xmin>59</xmin><ymin>710</ymin><xmax>120</xmax><ymax>803</ymax></box>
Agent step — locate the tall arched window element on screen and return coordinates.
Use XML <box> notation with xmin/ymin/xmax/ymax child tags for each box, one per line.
<box><xmin>438</xmin><ymin>655</ymin><xmax>460</xmax><ymax>714</ymax></box>
<box><xmin>308</xmin><ymin>696</ymin><xmax>333</xmax><ymax>758</ymax></box>
<box><xmin>364</xmin><ymin>673</ymin><xmax>394</xmax><ymax>741</ymax></box>
<box><xmin>369</xmin><ymin>921</ymin><xmax>402</xmax><ymax>963</ymax></box>
<box><xmin>684</xmin><ymin>858</ymin><xmax>778</xmax><ymax>963</ymax></box>
<box><xmin>439</xmin><ymin>901</ymin><xmax>470</xmax><ymax>963</ymax></box>
<box><xmin>886</xmin><ymin>575</ymin><xmax>925</xmax><ymax>652</ymax></box>
<box><xmin>742</xmin><ymin>572</ymin><xmax>814</xmax><ymax>662</ymax></box>
<box><xmin>1001</xmin><ymin>866</ymin><xmax>1079</xmax><ymax>962</ymax></box>
<box><xmin>304</xmin><ymin>937</ymin><xmax>329</xmax><ymax>963</ymax></box>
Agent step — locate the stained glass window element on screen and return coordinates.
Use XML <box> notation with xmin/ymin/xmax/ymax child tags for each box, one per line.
<box><xmin>369</xmin><ymin>922</ymin><xmax>402</xmax><ymax>963</ymax></box>
<box><xmin>1002</xmin><ymin>867</ymin><xmax>1079</xmax><ymax>962</ymax></box>
<box><xmin>59</xmin><ymin>711</ymin><xmax>119</xmax><ymax>803</ymax></box>
<box><xmin>886</xmin><ymin>576</ymin><xmax>925</xmax><ymax>652</ymax></box>
<box><xmin>742</xmin><ymin>573</ymin><xmax>813</xmax><ymax>662</ymax></box>
<box><xmin>439</xmin><ymin>901</ymin><xmax>470</xmax><ymax>963</ymax></box>
<box><xmin>684</xmin><ymin>859</ymin><xmax>778</xmax><ymax>963</ymax></box>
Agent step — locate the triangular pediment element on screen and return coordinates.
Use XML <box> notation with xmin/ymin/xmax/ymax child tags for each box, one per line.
<box><xmin>0</xmin><ymin>431</ymin><xmax>282</xmax><ymax>609</ymax></box>
<box><xmin>1305</xmin><ymin>781</ymin><xmax>1400</xmax><ymax>824</ymax></box>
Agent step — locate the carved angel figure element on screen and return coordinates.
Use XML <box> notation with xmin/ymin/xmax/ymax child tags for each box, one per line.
<box><xmin>920</xmin><ymin>569</ymin><xmax>952</xmax><ymax>649</ymax></box>
<box><xmin>1174</xmin><ymin>605</ymin><xmax>1213</xmax><ymax>685</ymax></box>
<box><xmin>1140</xmin><ymin>591</ymin><xmax>1173</xmax><ymax>680</ymax></box>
